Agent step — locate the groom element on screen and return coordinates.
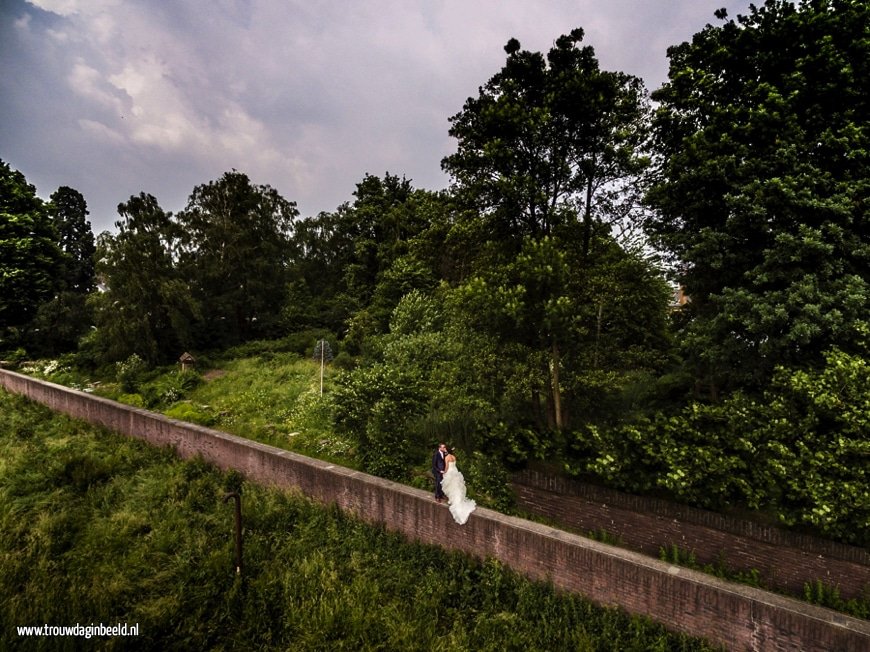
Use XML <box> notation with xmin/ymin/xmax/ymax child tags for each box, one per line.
<box><xmin>432</xmin><ymin>442</ymin><xmax>447</xmax><ymax>503</ymax></box>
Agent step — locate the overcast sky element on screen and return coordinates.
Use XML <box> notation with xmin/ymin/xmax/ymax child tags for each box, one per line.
<box><xmin>1</xmin><ymin>0</ymin><xmax>755</xmax><ymax>234</ymax></box>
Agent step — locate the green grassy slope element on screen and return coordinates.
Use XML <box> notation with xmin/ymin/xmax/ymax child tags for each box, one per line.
<box><xmin>0</xmin><ymin>389</ymin><xmax>716</xmax><ymax>651</ymax></box>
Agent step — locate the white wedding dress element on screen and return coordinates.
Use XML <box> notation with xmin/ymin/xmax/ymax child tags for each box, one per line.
<box><xmin>441</xmin><ymin>461</ymin><xmax>476</xmax><ymax>525</ymax></box>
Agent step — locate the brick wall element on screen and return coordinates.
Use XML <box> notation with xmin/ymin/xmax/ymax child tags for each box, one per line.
<box><xmin>2</xmin><ymin>369</ymin><xmax>868</xmax><ymax>651</ymax></box>
<box><xmin>512</xmin><ymin>469</ymin><xmax>870</xmax><ymax>600</ymax></box>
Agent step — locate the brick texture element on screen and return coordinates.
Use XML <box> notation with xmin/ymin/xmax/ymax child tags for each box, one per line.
<box><xmin>512</xmin><ymin>469</ymin><xmax>870</xmax><ymax>600</ymax></box>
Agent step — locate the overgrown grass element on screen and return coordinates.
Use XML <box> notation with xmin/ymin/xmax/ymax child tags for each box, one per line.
<box><xmin>0</xmin><ymin>390</ymin><xmax>719</xmax><ymax>651</ymax></box>
<box><xmin>49</xmin><ymin>351</ymin><xmax>357</xmax><ymax>467</ymax></box>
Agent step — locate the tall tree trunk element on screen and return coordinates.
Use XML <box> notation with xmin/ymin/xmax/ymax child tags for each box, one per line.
<box><xmin>581</xmin><ymin>164</ymin><xmax>595</xmax><ymax>259</ymax></box>
<box><xmin>593</xmin><ymin>300</ymin><xmax>604</xmax><ymax>368</ymax></box>
<box><xmin>551</xmin><ymin>340</ymin><xmax>563</xmax><ymax>430</ymax></box>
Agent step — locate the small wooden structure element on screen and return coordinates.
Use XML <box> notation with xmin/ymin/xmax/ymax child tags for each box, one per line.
<box><xmin>179</xmin><ymin>352</ymin><xmax>196</xmax><ymax>372</ymax></box>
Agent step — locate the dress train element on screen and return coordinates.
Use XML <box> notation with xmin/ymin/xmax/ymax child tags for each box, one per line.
<box><xmin>441</xmin><ymin>463</ymin><xmax>476</xmax><ymax>525</ymax></box>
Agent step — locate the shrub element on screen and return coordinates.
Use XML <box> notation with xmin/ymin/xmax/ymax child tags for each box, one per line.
<box><xmin>164</xmin><ymin>401</ymin><xmax>216</xmax><ymax>427</ymax></box>
<box><xmin>115</xmin><ymin>353</ymin><xmax>146</xmax><ymax>393</ymax></box>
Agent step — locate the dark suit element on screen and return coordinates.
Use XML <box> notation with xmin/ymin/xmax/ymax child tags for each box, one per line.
<box><xmin>432</xmin><ymin>448</ymin><xmax>446</xmax><ymax>500</ymax></box>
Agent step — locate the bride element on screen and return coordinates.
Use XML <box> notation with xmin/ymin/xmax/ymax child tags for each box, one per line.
<box><xmin>441</xmin><ymin>450</ymin><xmax>476</xmax><ymax>525</ymax></box>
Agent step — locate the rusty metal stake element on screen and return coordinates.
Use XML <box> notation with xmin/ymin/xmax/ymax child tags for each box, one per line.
<box><xmin>223</xmin><ymin>491</ymin><xmax>242</xmax><ymax>575</ymax></box>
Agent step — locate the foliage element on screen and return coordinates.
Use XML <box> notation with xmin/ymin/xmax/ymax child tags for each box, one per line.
<box><xmin>647</xmin><ymin>0</ymin><xmax>870</xmax><ymax>393</ymax></box>
<box><xmin>444</xmin><ymin>234</ymin><xmax>672</xmax><ymax>430</ymax></box>
<box><xmin>115</xmin><ymin>353</ymin><xmax>146</xmax><ymax>394</ymax></box>
<box><xmin>116</xmin><ymin>393</ymin><xmax>145</xmax><ymax>408</ymax></box>
<box><xmin>332</xmin><ymin>362</ymin><xmax>428</xmax><ymax>480</ymax></box>
<box><xmin>0</xmin><ymin>391</ymin><xmax>716</xmax><ymax>651</ymax></box>
<box><xmin>25</xmin><ymin>291</ymin><xmax>93</xmax><ymax>358</ymax></box>
<box><xmin>803</xmin><ymin>580</ymin><xmax>870</xmax><ymax>621</ymax></box>
<box><xmin>462</xmin><ymin>450</ymin><xmax>516</xmax><ymax>513</ymax></box>
<box><xmin>219</xmin><ymin>332</ymin><xmax>329</xmax><ymax>360</ymax></box>
<box><xmin>333</xmin><ymin>289</ymin><xmax>513</xmax><ymax>483</ymax></box>
<box><xmin>439</xmin><ymin>31</ymin><xmax>670</xmax><ymax>431</ymax></box>
<box><xmin>336</xmin><ymin>268</ymin><xmax>670</xmax><ymax>491</ymax></box>
<box><xmin>140</xmin><ymin>370</ymin><xmax>203</xmax><ymax>409</ymax></box>
<box><xmin>567</xmin><ymin>348</ymin><xmax>870</xmax><ymax>545</ymax></box>
<box><xmin>177</xmin><ymin>171</ymin><xmax>298</xmax><ymax>347</ymax></box>
<box><xmin>92</xmin><ymin>193</ymin><xmax>198</xmax><ymax>365</ymax></box>
<box><xmin>286</xmin><ymin>175</ymin><xmax>446</xmax><ymax>336</ymax></box>
<box><xmin>16</xmin><ymin>186</ymin><xmax>98</xmax><ymax>358</ymax></box>
<box><xmin>442</xmin><ymin>29</ymin><xmax>651</xmax><ymax>255</ymax></box>
<box><xmin>0</xmin><ymin>159</ymin><xmax>63</xmax><ymax>334</ymax></box>
<box><xmin>659</xmin><ymin>545</ymin><xmax>764</xmax><ymax>589</ymax></box>
<box><xmin>48</xmin><ymin>186</ymin><xmax>96</xmax><ymax>294</ymax></box>
<box><xmin>312</xmin><ymin>338</ymin><xmax>333</xmax><ymax>362</ymax></box>
<box><xmin>164</xmin><ymin>401</ymin><xmax>215</xmax><ymax>426</ymax></box>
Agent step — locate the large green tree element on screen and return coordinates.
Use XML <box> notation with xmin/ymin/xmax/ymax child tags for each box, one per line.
<box><xmin>647</xmin><ymin>0</ymin><xmax>870</xmax><ymax>395</ymax></box>
<box><xmin>441</xmin><ymin>31</ymin><xmax>664</xmax><ymax>429</ymax></box>
<box><xmin>49</xmin><ymin>186</ymin><xmax>96</xmax><ymax>294</ymax></box>
<box><xmin>176</xmin><ymin>171</ymin><xmax>298</xmax><ymax>348</ymax></box>
<box><xmin>442</xmin><ymin>29</ymin><xmax>651</xmax><ymax>259</ymax></box>
<box><xmin>286</xmin><ymin>174</ymin><xmax>446</xmax><ymax>339</ymax></box>
<box><xmin>91</xmin><ymin>193</ymin><xmax>197</xmax><ymax>364</ymax></box>
<box><xmin>24</xmin><ymin>186</ymin><xmax>98</xmax><ymax>356</ymax></box>
<box><xmin>0</xmin><ymin>160</ymin><xmax>62</xmax><ymax>336</ymax></box>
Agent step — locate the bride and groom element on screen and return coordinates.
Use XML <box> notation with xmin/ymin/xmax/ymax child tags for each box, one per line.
<box><xmin>432</xmin><ymin>442</ymin><xmax>476</xmax><ymax>525</ymax></box>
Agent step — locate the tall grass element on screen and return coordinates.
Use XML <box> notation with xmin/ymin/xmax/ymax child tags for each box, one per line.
<box><xmin>74</xmin><ymin>352</ymin><xmax>355</xmax><ymax>466</ymax></box>
<box><xmin>0</xmin><ymin>390</ymin><xmax>718</xmax><ymax>651</ymax></box>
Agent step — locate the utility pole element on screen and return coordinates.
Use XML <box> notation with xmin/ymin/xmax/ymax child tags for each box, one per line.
<box><xmin>320</xmin><ymin>339</ymin><xmax>325</xmax><ymax>397</ymax></box>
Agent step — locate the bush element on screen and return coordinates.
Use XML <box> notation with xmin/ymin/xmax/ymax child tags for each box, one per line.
<box><xmin>565</xmin><ymin>348</ymin><xmax>870</xmax><ymax>546</ymax></box>
<box><xmin>115</xmin><ymin>353</ymin><xmax>146</xmax><ymax>393</ymax></box>
<box><xmin>332</xmin><ymin>364</ymin><xmax>428</xmax><ymax>481</ymax></box>
<box><xmin>0</xmin><ymin>347</ymin><xmax>28</xmax><ymax>367</ymax></box>
<box><xmin>141</xmin><ymin>370</ymin><xmax>203</xmax><ymax>408</ymax></box>
<box><xmin>221</xmin><ymin>331</ymin><xmax>337</xmax><ymax>360</ymax></box>
<box><xmin>463</xmin><ymin>450</ymin><xmax>516</xmax><ymax>512</ymax></box>
<box><xmin>164</xmin><ymin>401</ymin><xmax>216</xmax><ymax>427</ymax></box>
<box><xmin>117</xmin><ymin>393</ymin><xmax>145</xmax><ymax>407</ymax></box>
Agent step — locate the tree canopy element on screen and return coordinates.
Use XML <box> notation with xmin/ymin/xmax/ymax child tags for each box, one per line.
<box><xmin>0</xmin><ymin>159</ymin><xmax>63</xmax><ymax>333</ymax></box>
<box><xmin>442</xmin><ymin>29</ymin><xmax>651</xmax><ymax>258</ymax></box>
<box><xmin>49</xmin><ymin>186</ymin><xmax>96</xmax><ymax>294</ymax></box>
<box><xmin>91</xmin><ymin>193</ymin><xmax>195</xmax><ymax>364</ymax></box>
<box><xmin>177</xmin><ymin>170</ymin><xmax>299</xmax><ymax>348</ymax></box>
<box><xmin>647</xmin><ymin>0</ymin><xmax>870</xmax><ymax>394</ymax></box>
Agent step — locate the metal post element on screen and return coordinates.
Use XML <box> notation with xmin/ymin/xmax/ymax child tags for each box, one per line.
<box><xmin>223</xmin><ymin>491</ymin><xmax>242</xmax><ymax>575</ymax></box>
<box><xmin>320</xmin><ymin>339</ymin><xmax>324</xmax><ymax>397</ymax></box>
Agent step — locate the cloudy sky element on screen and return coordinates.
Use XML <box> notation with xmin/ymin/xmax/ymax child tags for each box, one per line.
<box><xmin>1</xmin><ymin>0</ymin><xmax>754</xmax><ymax>234</ymax></box>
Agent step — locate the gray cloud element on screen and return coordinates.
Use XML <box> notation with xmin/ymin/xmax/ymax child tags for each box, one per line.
<box><xmin>1</xmin><ymin>0</ymin><xmax>755</xmax><ymax>233</ymax></box>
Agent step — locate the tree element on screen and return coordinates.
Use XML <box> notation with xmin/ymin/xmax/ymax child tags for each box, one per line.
<box><xmin>647</xmin><ymin>0</ymin><xmax>870</xmax><ymax>395</ymax></box>
<box><xmin>91</xmin><ymin>193</ymin><xmax>197</xmax><ymax>364</ymax></box>
<box><xmin>442</xmin><ymin>29</ymin><xmax>651</xmax><ymax>259</ymax></box>
<box><xmin>177</xmin><ymin>171</ymin><xmax>298</xmax><ymax>348</ymax></box>
<box><xmin>20</xmin><ymin>186</ymin><xmax>99</xmax><ymax>356</ymax></box>
<box><xmin>48</xmin><ymin>186</ymin><xmax>96</xmax><ymax>294</ymax></box>
<box><xmin>286</xmin><ymin>174</ymin><xmax>446</xmax><ymax>337</ymax></box>
<box><xmin>440</xmin><ymin>32</ymin><xmax>663</xmax><ymax>429</ymax></box>
<box><xmin>0</xmin><ymin>159</ymin><xmax>62</xmax><ymax>335</ymax></box>
<box><xmin>450</xmin><ymin>231</ymin><xmax>671</xmax><ymax>431</ymax></box>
